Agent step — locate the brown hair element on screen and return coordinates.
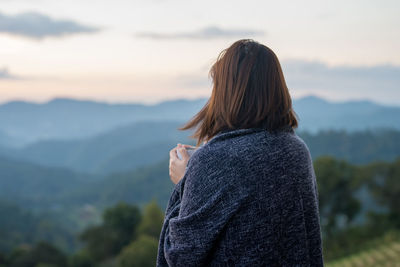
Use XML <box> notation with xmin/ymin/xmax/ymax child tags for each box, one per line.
<box><xmin>179</xmin><ymin>39</ymin><xmax>298</xmax><ymax>146</ymax></box>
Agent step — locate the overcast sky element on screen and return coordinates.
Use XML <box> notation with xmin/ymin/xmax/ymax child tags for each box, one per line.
<box><xmin>0</xmin><ymin>0</ymin><xmax>399</xmax><ymax>105</ymax></box>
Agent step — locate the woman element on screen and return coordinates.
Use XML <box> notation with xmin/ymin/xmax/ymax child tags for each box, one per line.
<box><xmin>157</xmin><ymin>39</ymin><xmax>324</xmax><ymax>266</ymax></box>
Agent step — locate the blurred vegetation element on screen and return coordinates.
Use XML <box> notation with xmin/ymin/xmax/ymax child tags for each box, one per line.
<box><xmin>314</xmin><ymin>157</ymin><xmax>400</xmax><ymax>261</ymax></box>
<box><xmin>300</xmin><ymin>129</ymin><xmax>400</xmax><ymax>164</ymax></box>
<box><xmin>1</xmin><ymin>200</ymin><xmax>164</xmax><ymax>267</ymax></box>
<box><xmin>326</xmin><ymin>230</ymin><xmax>400</xmax><ymax>267</ymax></box>
<box><xmin>116</xmin><ymin>235</ymin><xmax>158</xmax><ymax>267</ymax></box>
<box><xmin>1</xmin><ymin>156</ymin><xmax>400</xmax><ymax>265</ymax></box>
<box><xmin>2</xmin><ymin>128</ymin><xmax>400</xmax><ymax>178</ymax></box>
<box><xmin>2</xmin><ymin>242</ymin><xmax>68</xmax><ymax>267</ymax></box>
<box><xmin>79</xmin><ymin>202</ymin><xmax>141</xmax><ymax>262</ymax></box>
<box><xmin>0</xmin><ymin>201</ymin><xmax>77</xmax><ymax>254</ymax></box>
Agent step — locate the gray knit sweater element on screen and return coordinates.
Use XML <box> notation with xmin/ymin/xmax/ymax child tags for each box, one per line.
<box><xmin>157</xmin><ymin>127</ymin><xmax>324</xmax><ymax>266</ymax></box>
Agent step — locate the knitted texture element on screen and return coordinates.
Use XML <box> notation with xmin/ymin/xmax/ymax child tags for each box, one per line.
<box><xmin>157</xmin><ymin>127</ymin><xmax>324</xmax><ymax>266</ymax></box>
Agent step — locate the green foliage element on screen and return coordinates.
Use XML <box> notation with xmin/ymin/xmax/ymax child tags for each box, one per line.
<box><xmin>69</xmin><ymin>250</ymin><xmax>94</xmax><ymax>267</ymax></box>
<box><xmin>116</xmin><ymin>235</ymin><xmax>158</xmax><ymax>267</ymax></box>
<box><xmin>6</xmin><ymin>242</ymin><xmax>67</xmax><ymax>267</ymax></box>
<box><xmin>314</xmin><ymin>157</ymin><xmax>361</xmax><ymax>236</ymax></box>
<box><xmin>0</xmin><ymin>200</ymin><xmax>76</xmax><ymax>254</ymax></box>
<box><xmin>103</xmin><ymin>202</ymin><xmax>141</xmax><ymax>240</ymax></box>
<box><xmin>67</xmin><ymin>160</ymin><xmax>173</xmax><ymax>210</ymax></box>
<box><xmin>35</xmin><ymin>264</ymin><xmax>59</xmax><ymax>267</ymax></box>
<box><xmin>316</xmin><ymin>157</ymin><xmax>400</xmax><ymax>260</ymax></box>
<box><xmin>0</xmin><ymin>156</ymin><xmax>94</xmax><ymax>209</ymax></box>
<box><xmin>1</xmin><ymin>129</ymin><xmax>399</xmax><ymax>261</ymax></box>
<box><xmin>0</xmin><ymin>158</ymin><xmax>171</xmax><ymax>255</ymax></box>
<box><xmin>0</xmin><ymin>201</ymin><xmax>35</xmax><ymax>252</ymax></box>
<box><xmin>137</xmin><ymin>200</ymin><xmax>164</xmax><ymax>239</ymax></box>
<box><xmin>6</xmin><ymin>247</ymin><xmax>29</xmax><ymax>266</ymax></box>
<box><xmin>299</xmin><ymin>129</ymin><xmax>400</xmax><ymax>164</ymax></box>
<box><xmin>326</xmin><ymin>230</ymin><xmax>400</xmax><ymax>266</ymax></box>
<box><xmin>0</xmin><ymin>252</ymin><xmax>7</xmax><ymax>266</ymax></box>
<box><xmin>367</xmin><ymin>158</ymin><xmax>400</xmax><ymax>227</ymax></box>
<box><xmin>80</xmin><ymin>202</ymin><xmax>141</xmax><ymax>262</ymax></box>
<box><xmin>1</xmin><ymin>139</ymin><xmax>400</xmax><ymax>264</ymax></box>
<box><xmin>79</xmin><ymin>225</ymin><xmax>119</xmax><ymax>262</ymax></box>
<box><xmin>3</xmin><ymin>129</ymin><xmax>399</xmax><ymax>217</ymax></box>
<box><xmin>77</xmin><ymin>201</ymin><xmax>163</xmax><ymax>266</ymax></box>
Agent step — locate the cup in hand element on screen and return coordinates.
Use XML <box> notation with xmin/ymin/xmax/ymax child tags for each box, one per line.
<box><xmin>177</xmin><ymin>146</ymin><xmax>197</xmax><ymax>160</ymax></box>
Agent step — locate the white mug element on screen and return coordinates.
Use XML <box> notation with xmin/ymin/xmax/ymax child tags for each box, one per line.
<box><xmin>177</xmin><ymin>147</ymin><xmax>197</xmax><ymax>160</ymax></box>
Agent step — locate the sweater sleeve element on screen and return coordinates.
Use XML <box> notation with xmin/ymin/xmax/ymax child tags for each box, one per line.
<box><xmin>157</xmin><ymin>150</ymin><xmax>249</xmax><ymax>266</ymax></box>
<box><xmin>156</xmin><ymin>177</ymin><xmax>183</xmax><ymax>266</ymax></box>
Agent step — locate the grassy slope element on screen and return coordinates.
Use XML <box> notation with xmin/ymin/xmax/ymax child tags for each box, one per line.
<box><xmin>326</xmin><ymin>231</ymin><xmax>400</xmax><ymax>267</ymax></box>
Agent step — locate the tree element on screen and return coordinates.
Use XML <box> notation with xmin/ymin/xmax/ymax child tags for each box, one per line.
<box><xmin>117</xmin><ymin>235</ymin><xmax>158</xmax><ymax>267</ymax></box>
<box><xmin>137</xmin><ymin>200</ymin><xmax>164</xmax><ymax>239</ymax></box>
<box><xmin>102</xmin><ymin>202</ymin><xmax>142</xmax><ymax>251</ymax></box>
<box><xmin>80</xmin><ymin>225</ymin><xmax>119</xmax><ymax>262</ymax></box>
<box><xmin>69</xmin><ymin>250</ymin><xmax>94</xmax><ymax>267</ymax></box>
<box><xmin>314</xmin><ymin>156</ymin><xmax>361</xmax><ymax>237</ymax></box>
<box><xmin>7</xmin><ymin>242</ymin><xmax>67</xmax><ymax>267</ymax></box>
<box><xmin>80</xmin><ymin>202</ymin><xmax>141</xmax><ymax>261</ymax></box>
<box><xmin>368</xmin><ymin>158</ymin><xmax>400</xmax><ymax>227</ymax></box>
<box><xmin>0</xmin><ymin>252</ymin><xmax>8</xmax><ymax>267</ymax></box>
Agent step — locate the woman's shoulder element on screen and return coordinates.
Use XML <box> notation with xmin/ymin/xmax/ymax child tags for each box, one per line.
<box><xmin>283</xmin><ymin>132</ymin><xmax>313</xmax><ymax>158</ymax></box>
<box><xmin>187</xmin><ymin>128</ymin><xmax>312</xmax><ymax>168</ymax></box>
<box><xmin>205</xmin><ymin>127</ymin><xmax>308</xmax><ymax>152</ymax></box>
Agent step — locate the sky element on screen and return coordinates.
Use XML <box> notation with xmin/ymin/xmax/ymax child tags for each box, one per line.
<box><xmin>0</xmin><ymin>0</ymin><xmax>399</xmax><ymax>105</ymax></box>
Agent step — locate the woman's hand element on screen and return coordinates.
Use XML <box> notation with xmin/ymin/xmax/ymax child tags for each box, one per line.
<box><xmin>169</xmin><ymin>143</ymin><xmax>192</xmax><ymax>184</ymax></box>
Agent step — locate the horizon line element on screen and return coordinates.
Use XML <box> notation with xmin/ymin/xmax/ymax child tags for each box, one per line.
<box><xmin>0</xmin><ymin>94</ymin><xmax>397</xmax><ymax>108</ymax></box>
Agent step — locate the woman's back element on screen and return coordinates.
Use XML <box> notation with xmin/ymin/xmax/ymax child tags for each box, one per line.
<box><xmin>157</xmin><ymin>127</ymin><xmax>323</xmax><ymax>266</ymax></box>
<box><xmin>159</xmin><ymin>39</ymin><xmax>323</xmax><ymax>266</ymax></box>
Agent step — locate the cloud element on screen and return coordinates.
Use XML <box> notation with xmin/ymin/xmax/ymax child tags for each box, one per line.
<box><xmin>281</xmin><ymin>60</ymin><xmax>400</xmax><ymax>103</ymax></box>
<box><xmin>136</xmin><ymin>25</ymin><xmax>265</xmax><ymax>40</ymax></box>
<box><xmin>282</xmin><ymin>60</ymin><xmax>400</xmax><ymax>91</ymax></box>
<box><xmin>0</xmin><ymin>67</ymin><xmax>19</xmax><ymax>80</ymax></box>
<box><xmin>0</xmin><ymin>11</ymin><xmax>100</xmax><ymax>39</ymax></box>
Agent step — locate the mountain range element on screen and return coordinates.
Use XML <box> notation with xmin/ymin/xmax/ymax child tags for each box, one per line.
<box><xmin>1</xmin><ymin>121</ymin><xmax>399</xmax><ymax>176</ymax></box>
<box><xmin>1</xmin><ymin>96</ymin><xmax>399</xmax><ymax>147</ymax></box>
<box><xmin>0</xmin><ymin>97</ymin><xmax>206</xmax><ymax>147</ymax></box>
<box><xmin>0</xmin><ymin>121</ymin><xmax>193</xmax><ymax>174</ymax></box>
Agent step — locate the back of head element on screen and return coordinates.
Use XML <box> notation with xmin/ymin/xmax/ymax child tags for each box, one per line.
<box><xmin>180</xmin><ymin>39</ymin><xmax>298</xmax><ymax>146</ymax></box>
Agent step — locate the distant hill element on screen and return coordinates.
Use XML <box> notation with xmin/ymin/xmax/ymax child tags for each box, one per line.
<box><xmin>0</xmin><ymin>200</ymin><xmax>77</xmax><ymax>253</ymax></box>
<box><xmin>0</xmin><ymin>157</ymin><xmax>173</xmax><ymax>253</ymax></box>
<box><xmin>0</xmin><ymin>121</ymin><xmax>194</xmax><ymax>174</ymax></box>
<box><xmin>0</xmin><ymin>155</ymin><xmax>171</xmax><ymax>210</ymax></box>
<box><xmin>293</xmin><ymin>96</ymin><xmax>400</xmax><ymax>132</ymax></box>
<box><xmin>0</xmin><ymin>156</ymin><xmax>96</xmax><ymax>210</ymax></box>
<box><xmin>0</xmin><ymin>130</ymin><xmax>20</xmax><ymax>148</ymax></box>
<box><xmin>0</xmin><ymin>97</ymin><xmax>206</xmax><ymax>146</ymax></box>
<box><xmin>300</xmin><ymin>128</ymin><xmax>400</xmax><ymax>164</ymax></box>
<box><xmin>1</xmin><ymin>123</ymin><xmax>400</xmax><ymax>175</ymax></box>
<box><xmin>0</xmin><ymin>96</ymin><xmax>399</xmax><ymax>147</ymax></box>
<box><xmin>62</xmin><ymin>159</ymin><xmax>173</xmax><ymax>210</ymax></box>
